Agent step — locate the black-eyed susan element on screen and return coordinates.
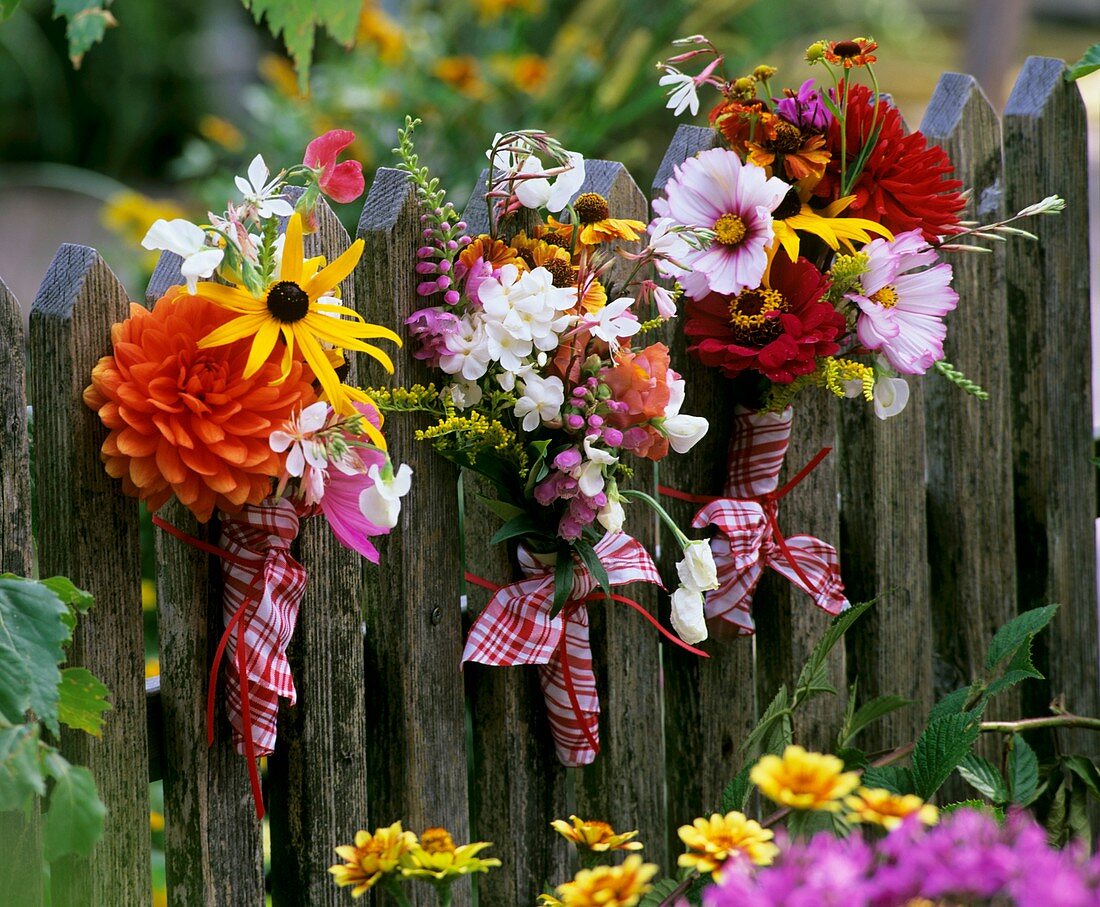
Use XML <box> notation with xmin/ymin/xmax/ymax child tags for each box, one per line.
<box><xmin>750</xmin><ymin>745</ymin><xmax>861</xmax><ymax>812</ymax></box>
<box><xmin>543</xmin><ymin>193</ymin><xmax>646</xmax><ymax>246</ymax></box>
<box><xmin>769</xmin><ymin>188</ymin><xmax>893</xmax><ymax>266</ymax></box>
<box><xmin>328</xmin><ymin>821</ymin><xmax>417</xmax><ymax>897</ymax></box>
<box><xmin>550</xmin><ymin>815</ymin><xmax>644</xmax><ymax>853</ymax></box>
<box><xmin>845</xmin><ymin>787</ymin><xmax>939</xmax><ymax>830</ymax></box>
<box><xmin>677</xmin><ymin>811</ymin><xmax>778</xmax><ymax>873</ymax></box>
<box><xmin>195</xmin><ymin>213</ymin><xmax>400</xmax><ymax>416</ymax></box>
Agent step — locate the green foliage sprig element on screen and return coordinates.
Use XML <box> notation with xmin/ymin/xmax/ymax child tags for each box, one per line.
<box><xmin>934</xmin><ymin>359</ymin><xmax>990</xmax><ymax>400</ymax></box>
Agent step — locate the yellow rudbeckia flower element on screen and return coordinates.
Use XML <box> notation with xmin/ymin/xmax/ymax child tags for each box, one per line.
<box><xmin>195</xmin><ymin>213</ymin><xmax>401</xmax><ymax>416</ymax></box>
<box><xmin>770</xmin><ymin>194</ymin><xmax>893</xmax><ymax>264</ymax></box>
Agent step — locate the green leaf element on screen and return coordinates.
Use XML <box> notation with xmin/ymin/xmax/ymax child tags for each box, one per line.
<box><xmin>52</xmin><ymin>1</ymin><xmax>116</xmax><ymax>67</ymax></box>
<box><xmin>985</xmin><ymin>605</ymin><xmax>1058</xmax><ymax>672</ymax></box>
<box><xmin>241</xmin><ymin>0</ymin><xmax>361</xmax><ymax>88</ymax></box>
<box><xmin>42</xmin><ymin>753</ymin><xmax>105</xmax><ymax>860</ymax></box>
<box><xmin>741</xmin><ymin>685</ymin><xmax>791</xmax><ymax>757</ymax></box>
<box><xmin>1066</xmin><ymin>44</ymin><xmax>1100</xmax><ymax>82</ymax></box>
<box><xmin>550</xmin><ymin>550</ymin><xmax>573</xmax><ymax>620</ymax></box>
<box><xmin>475</xmin><ymin>495</ymin><xmax>525</xmax><ymax>524</ymax></box>
<box><xmin>1</xmin><ymin>0</ymin><xmax>20</xmax><ymax>23</ymax></box>
<box><xmin>941</xmin><ymin>800</ymin><xmax>1005</xmax><ymax>821</ymax></box>
<box><xmin>860</xmin><ymin>765</ymin><xmax>914</xmax><ymax>795</ymax></box>
<box><xmin>957</xmin><ymin>754</ymin><xmax>1008</xmax><ymax>803</ymax></box>
<box><xmin>57</xmin><ymin>668</ymin><xmax>111</xmax><ymax>737</ymax></box>
<box><xmin>637</xmin><ymin>877</ymin><xmax>683</xmax><ymax>907</ymax></box>
<box><xmin>573</xmin><ymin>542</ymin><xmax>610</xmax><ymax>605</ymax></box>
<box><xmin>911</xmin><ymin>711</ymin><xmax>981</xmax><ymax>799</ymax></box>
<box><xmin>1063</xmin><ymin>756</ymin><xmax>1100</xmax><ymax>800</ymax></box>
<box><xmin>1007</xmin><ymin>734</ymin><xmax>1039</xmax><ymax>806</ymax></box>
<box><xmin>490</xmin><ymin>513</ymin><xmax>542</xmax><ymax>546</ymax></box>
<box><xmin>0</xmin><ymin>577</ymin><xmax>71</xmax><ymax>732</ymax></box>
<box><xmin>835</xmin><ymin>747</ymin><xmax>869</xmax><ymax>771</ymax></box>
<box><xmin>839</xmin><ymin>696</ymin><xmax>914</xmax><ymax>747</ymax></box>
<box><xmin>39</xmin><ymin>576</ymin><xmax>93</xmax><ymax>614</ymax></box>
<box><xmin>1068</xmin><ymin>782</ymin><xmax>1091</xmax><ymax>848</ymax></box>
<box><xmin>795</xmin><ymin>600</ymin><xmax>875</xmax><ymax>695</ymax></box>
<box><xmin>927</xmin><ymin>686</ymin><xmax>974</xmax><ymax>721</ymax></box>
<box><xmin>720</xmin><ymin>765</ymin><xmax>753</xmax><ymax>813</ymax></box>
<box><xmin>0</xmin><ymin>723</ymin><xmax>45</xmax><ymax>811</ymax></box>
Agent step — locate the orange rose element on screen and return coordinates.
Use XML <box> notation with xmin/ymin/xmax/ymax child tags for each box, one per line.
<box><xmin>602</xmin><ymin>343</ymin><xmax>672</xmax><ymax>427</ymax></box>
<box><xmin>84</xmin><ymin>289</ymin><xmax>316</xmax><ymax>522</ymax></box>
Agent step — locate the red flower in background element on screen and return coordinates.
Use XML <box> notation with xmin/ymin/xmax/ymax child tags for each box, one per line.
<box><xmin>304</xmin><ymin>130</ymin><xmax>365</xmax><ymax>204</ymax></box>
<box><xmin>684</xmin><ymin>256</ymin><xmax>844</xmax><ymax>384</ymax></box>
<box><xmin>814</xmin><ymin>84</ymin><xmax>965</xmax><ymax>241</ymax></box>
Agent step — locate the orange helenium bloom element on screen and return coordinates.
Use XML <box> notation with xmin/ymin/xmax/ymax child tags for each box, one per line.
<box><xmin>84</xmin><ymin>290</ymin><xmax>316</xmax><ymax>522</ymax></box>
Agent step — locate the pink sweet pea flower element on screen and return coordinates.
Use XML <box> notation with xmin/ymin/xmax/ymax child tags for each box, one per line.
<box><xmin>303</xmin><ymin>129</ymin><xmax>365</xmax><ymax>204</ymax></box>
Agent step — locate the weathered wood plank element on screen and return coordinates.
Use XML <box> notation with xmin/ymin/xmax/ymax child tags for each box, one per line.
<box><xmin>357</xmin><ymin>169</ymin><xmax>471</xmax><ymax>907</ymax></box>
<box><xmin>572</xmin><ymin>160</ymin><xmax>668</xmax><ymax>871</ymax></box>
<box><xmin>0</xmin><ymin>277</ymin><xmax>44</xmax><ymax>907</ymax></box>
<box><xmin>653</xmin><ymin>126</ymin><xmax>757</xmax><ymax>850</ymax></box>
<box><xmin>146</xmin><ymin>258</ymin><xmax>266</xmax><ymax>907</ymax></box>
<box><xmin>461</xmin><ymin>181</ymin><xmax>571</xmax><ymax>905</ymax></box>
<box><xmin>1003</xmin><ymin>57</ymin><xmax>1099</xmax><ymax>750</ymax></box>
<box><xmin>268</xmin><ymin>198</ymin><xmax>371</xmax><ymax>905</ymax></box>
<box><xmin>921</xmin><ymin>75</ymin><xmax>1020</xmax><ymax>729</ymax></box>
<box><xmin>29</xmin><ymin>245</ymin><xmax>150</xmax><ymax>906</ymax></box>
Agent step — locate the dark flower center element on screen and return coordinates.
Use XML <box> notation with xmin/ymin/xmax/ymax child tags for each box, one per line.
<box><xmin>266</xmin><ymin>280</ymin><xmax>311</xmax><ymax>323</ymax></box>
<box><xmin>772</xmin><ymin>186</ymin><xmax>803</xmax><ymax>221</ymax></box>
<box><xmin>766</xmin><ymin>121</ymin><xmax>804</xmax><ymax>155</ymax></box>
<box><xmin>542</xmin><ymin>257</ymin><xmax>575</xmax><ymax>288</ymax></box>
<box><xmin>833</xmin><ymin>40</ymin><xmax>862</xmax><ymax>58</ymax></box>
<box><xmin>728</xmin><ymin>287</ymin><xmax>788</xmax><ymax>345</ymax></box>
<box><xmin>574</xmin><ymin>192</ymin><xmax>610</xmax><ymax>224</ymax></box>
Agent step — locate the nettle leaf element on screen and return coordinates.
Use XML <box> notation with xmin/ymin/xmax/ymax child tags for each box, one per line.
<box><xmin>927</xmin><ymin>686</ymin><xmax>974</xmax><ymax>722</ymax></box>
<box><xmin>1</xmin><ymin>0</ymin><xmax>20</xmax><ymax>22</ymax></box>
<box><xmin>1066</xmin><ymin>44</ymin><xmax>1100</xmax><ymax>82</ymax></box>
<box><xmin>941</xmin><ymin>799</ymin><xmax>1005</xmax><ymax>822</ymax></box>
<box><xmin>638</xmin><ymin>877</ymin><xmax>683</xmax><ymax>907</ymax></box>
<box><xmin>241</xmin><ymin>0</ymin><xmax>360</xmax><ymax>88</ymax></box>
<box><xmin>840</xmin><ymin>695</ymin><xmax>914</xmax><ymax>747</ymax></box>
<box><xmin>911</xmin><ymin>711</ymin><xmax>981</xmax><ymax>799</ymax></box>
<box><xmin>796</xmin><ymin>600</ymin><xmax>874</xmax><ymax>694</ymax></box>
<box><xmin>720</xmin><ymin>765</ymin><xmax>753</xmax><ymax>813</ymax></box>
<box><xmin>1064</xmin><ymin>755</ymin><xmax>1100</xmax><ymax>800</ymax></box>
<box><xmin>742</xmin><ymin>685</ymin><xmax>792</xmax><ymax>757</ymax></box>
<box><xmin>53</xmin><ymin>0</ymin><xmax>117</xmax><ymax>67</ymax></box>
<box><xmin>42</xmin><ymin>752</ymin><xmax>106</xmax><ymax>860</ymax></box>
<box><xmin>861</xmin><ymin>764</ymin><xmax>914</xmax><ymax>795</ymax></box>
<box><xmin>1008</xmin><ymin>734</ymin><xmax>1040</xmax><ymax>806</ymax></box>
<box><xmin>957</xmin><ymin>754</ymin><xmax>1008</xmax><ymax>803</ymax></box>
<box><xmin>0</xmin><ymin>577</ymin><xmax>71</xmax><ymax>732</ymax></box>
<box><xmin>985</xmin><ymin>605</ymin><xmax>1058</xmax><ymax>673</ymax></box>
<box><xmin>0</xmin><ymin>722</ymin><xmax>45</xmax><ymax>812</ymax></box>
<box><xmin>58</xmin><ymin>668</ymin><xmax>111</xmax><ymax>737</ymax></box>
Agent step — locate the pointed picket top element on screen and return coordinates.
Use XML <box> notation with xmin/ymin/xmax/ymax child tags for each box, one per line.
<box><xmin>652</xmin><ymin>124</ymin><xmax>719</xmax><ymax>194</ymax></box>
<box><xmin>1004</xmin><ymin>55</ymin><xmax>1078</xmax><ymax>120</ymax></box>
<box><xmin>30</xmin><ymin>244</ymin><xmax>150</xmax><ymax>906</ymax></box>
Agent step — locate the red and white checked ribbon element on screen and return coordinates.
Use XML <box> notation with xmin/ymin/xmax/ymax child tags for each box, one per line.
<box><xmin>462</xmin><ymin>531</ymin><xmax>691</xmax><ymax>766</ymax></box>
<box><xmin>662</xmin><ymin>407</ymin><xmax>848</xmax><ymax>635</ymax></box>
<box><xmin>153</xmin><ymin>496</ymin><xmax>306</xmax><ymax>819</ymax></box>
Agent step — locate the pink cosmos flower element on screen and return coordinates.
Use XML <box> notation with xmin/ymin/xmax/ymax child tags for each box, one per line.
<box><xmin>652</xmin><ymin>148</ymin><xmax>789</xmax><ymax>300</ymax></box>
<box><xmin>847</xmin><ymin>230</ymin><xmax>958</xmax><ymax>375</ymax></box>
<box><xmin>303</xmin><ymin>130</ymin><xmax>365</xmax><ymax>204</ymax></box>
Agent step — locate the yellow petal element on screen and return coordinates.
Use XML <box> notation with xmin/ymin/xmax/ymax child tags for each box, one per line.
<box><xmin>197</xmin><ymin>312</ymin><xmax>272</xmax><ymax>349</ymax></box>
<box><xmin>773</xmin><ymin>221</ymin><xmax>801</xmax><ymax>261</ymax></box>
<box><xmin>302</xmin><ymin>313</ymin><xmax>402</xmax><ymax>348</ymax></box>
<box><xmin>243</xmin><ymin>318</ymin><xmax>281</xmax><ymax>378</ymax></box>
<box><xmin>296</xmin><ymin>327</ymin><xmax>351</xmax><ymax>413</ymax></box>
<box><xmin>280</xmin><ymin>214</ymin><xmax>305</xmax><ymax>284</ymax></box>
<box><xmin>314</xmin><ymin>301</ymin><xmax>366</xmax><ymax>323</ymax></box>
<box><xmin>271</xmin><ymin>325</ymin><xmax>296</xmax><ymax>386</ymax></box>
<box><xmin>193</xmin><ymin>282</ymin><xmax>264</xmax><ymax>313</ymax></box>
<box><xmin>306</xmin><ymin>238</ymin><xmax>365</xmax><ymax>299</ymax></box>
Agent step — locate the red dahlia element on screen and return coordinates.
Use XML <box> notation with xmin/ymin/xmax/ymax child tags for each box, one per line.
<box><xmin>815</xmin><ymin>83</ymin><xmax>965</xmax><ymax>241</ymax></box>
<box><xmin>684</xmin><ymin>255</ymin><xmax>844</xmax><ymax>384</ymax></box>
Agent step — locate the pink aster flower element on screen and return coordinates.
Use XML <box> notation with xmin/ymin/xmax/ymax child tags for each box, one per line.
<box><xmin>652</xmin><ymin>147</ymin><xmax>789</xmax><ymax>301</ymax></box>
<box><xmin>847</xmin><ymin>230</ymin><xmax>958</xmax><ymax>375</ymax></box>
<box><xmin>303</xmin><ymin>129</ymin><xmax>365</xmax><ymax>204</ymax></box>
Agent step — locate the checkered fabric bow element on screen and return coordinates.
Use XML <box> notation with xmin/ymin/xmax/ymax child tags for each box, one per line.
<box><xmin>691</xmin><ymin>407</ymin><xmax>849</xmax><ymax>635</ymax></box>
<box><xmin>462</xmin><ymin>531</ymin><xmax>663</xmax><ymax>766</ymax></box>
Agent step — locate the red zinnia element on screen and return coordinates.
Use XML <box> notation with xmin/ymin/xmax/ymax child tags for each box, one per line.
<box><xmin>684</xmin><ymin>256</ymin><xmax>844</xmax><ymax>384</ymax></box>
<box><xmin>815</xmin><ymin>83</ymin><xmax>965</xmax><ymax>241</ymax></box>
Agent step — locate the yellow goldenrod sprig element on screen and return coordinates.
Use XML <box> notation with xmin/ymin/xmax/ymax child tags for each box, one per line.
<box><xmin>367</xmin><ymin>383</ymin><xmax>444</xmax><ymax>413</ymax></box>
<box><xmin>762</xmin><ymin>357</ymin><xmax>875</xmax><ymax>412</ymax></box>
<box><xmin>417</xmin><ymin>411</ymin><xmax>528</xmax><ymax>475</ymax></box>
<box><xmin>635</xmin><ymin>316</ymin><xmax>666</xmax><ymax>334</ymax></box>
<box><xmin>828</xmin><ymin>251</ymin><xmax>870</xmax><ymax>302</ymax></box>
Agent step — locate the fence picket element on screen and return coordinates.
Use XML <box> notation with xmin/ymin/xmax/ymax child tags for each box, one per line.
<box><xmin>0</xmin><ymin>277</ymin><xmax>44</xmax><ymax>907</ymax></box>
<box><xmin>357</xmin><ymin>168</ymin><xmax>472</xmax><ymax>906</ymax></box>
<box><xmin>921</xmin><ymin>75</ymin><xmax>1020</xmax><ymax>733</ymax></box>
<box><xmin>144</xmin><ymin>257</ymin><xmax>266</xmax><ymax>907</ymax></box>
<box><xmin>29</xmin><ymin>245</ymin><xmax>150</xmax><ymax>905</ymax></box>
<box><xmin>268</xmin><ymin>198</ymin><xmax>371</xmax><ymax>904</ymax></box>
<box><xmin>653</xmin><ymin>125</ymin><xmax>759</xmax><ymax>852</ymax></box>
<box><xmin>1003</xmin><ymin>57</ymin><xmax>1099</xmax><ymax>752</ymax></box>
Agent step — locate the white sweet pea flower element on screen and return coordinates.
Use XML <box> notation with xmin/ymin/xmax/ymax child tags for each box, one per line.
<box><xmin>235</xmin><ymin>154</ymin><xmax>295</xmax><ymax>218</ymax></box>
<box><xmin>513</xmin><ymin>374</ymin><xmax>565</xmax><ymax>432</ymax></box>
<box><xmin>570</xmin><ymin>435</ymin><xmax>618</xmax><ymax>498</ymax></box>
<box><xmin>658</xmin><ymin>67</ymin><xmax>700</xmax><ymax>117</ymax></box>
<box><xmin>676</xmin><ymin>539</ymin><xmax>719</xmax><ymax>593</ymax></box>
<box><xmin>141</xmin><ymin>219</ymin><xmax>224</xmax><ymax>294</ymax></box>
<box><xmin>583</xmin><ymin>434</ymin><xmax>618</xmax><ymax>466</ymax></box>
<box><xmin>585</xmin><ymin>296</ymin><xmax>641</xmax><ymax>347</ymax></box>
<box><xmin>514</xmin><ymin>151</ymin><xmax>586</xmax><ymax>213</ymax></box>
<box><xmin>597</xmin><ymin>481</ymin><xmax>625</xmax><ymax>533</ymax></box>
<box><xmin>358</xmin><ymin>463</ymin><xmax>413</xmax><ymax>530</ymax></box>
<box><xmin>670</xmin><ymin>586</ymin><xmax>708</xmax><ymax>645</ymax></box>
<box><xmin>843</xmin><ymin>373</ymin><xmax>910</xmax><ymax>421</ymax></box>
<box><xmin>662</xmin><ymin>414</ymin><xmax>710</xmax><ymax>454</ymax></box>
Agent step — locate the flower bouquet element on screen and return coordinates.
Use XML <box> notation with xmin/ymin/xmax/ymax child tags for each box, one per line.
<box><xmin>83</xmin><ymin>130</ymin><xmax>410</xmax><ymax>816</ymax></box>
<box><xmin>377</xmin><ymin>119</ymin><xmax>716</xmax><ymax>765</ymax></box>
<box><xmin>652</xmin><ymin>36</ymin><xmax>1063</xmax><ymax>635</ymax></box>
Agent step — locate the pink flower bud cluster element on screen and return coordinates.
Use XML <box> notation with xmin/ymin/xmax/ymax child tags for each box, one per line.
<box><xmin>416</xmin><ymin>203</ymin><xmax>471</xmax><ymax>303</ymax></box>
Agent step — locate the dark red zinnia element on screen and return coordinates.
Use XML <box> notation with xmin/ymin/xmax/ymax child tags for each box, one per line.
<box><xmin>814</xmin><ymin>83</ymin><xmax>965</xmax><ymax>241</ymax></box>
<box><xmin>684</xmin><ymin>255</ymin><xmax>844</xmax><ymax>384</ymax></box>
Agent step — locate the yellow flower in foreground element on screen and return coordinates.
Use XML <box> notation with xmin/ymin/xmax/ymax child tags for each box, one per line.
<box><xmin>543</xmin><ymin>855</ymin><xmax>659</xmax><ymax>907</ymax></box>
<box><xmin>677</xmin><ymin>811</ymin><xmax>778</xmax><ymax>873</ymax></box>
<box><xmin>329</xmin><ymin>821</ymin><xmax>417</xmax><ymax>897</ymax></box>
<box><xmin>399</xmin><ymin>827</ymin><xmax>501</xmax><ymax>883</ymax></box>
<box><xmin>195</xmin><ymin>213</ymin><xmax>401</xmax><ymax>416</ymax></box>
<box><xmin>551</xmin><ymin>815</ymin><xmax>644</xmax><ymax>852</ymax></box>
<box><xmin>769</xmin><ymin>194</ymin><xmax>893</xmax><ymax>266</ymax></box>
<box><xmin>845</xmin><ymin>787</ymin><xmax>939</xmax><ymax>830</ymax></box>
<box><xmin>750</xmin><ymin>745</ymin><xmax>861</xmax><ymax>812</ymax></box>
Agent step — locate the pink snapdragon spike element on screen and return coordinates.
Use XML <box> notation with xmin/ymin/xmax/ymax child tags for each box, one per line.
<box><xmin>303</xmin><ymin>129</ymin><xmax>366</xmax><ymax>204</ymax></box>
<box><xmin>847</xmin><ymin>230</ymin><xmax>958</xmax><ymax>375</ymax></box>
<box><xmin>652</xmin><ymin>148</ymin><xmax>789</xmax><ymax>301</ymax></box>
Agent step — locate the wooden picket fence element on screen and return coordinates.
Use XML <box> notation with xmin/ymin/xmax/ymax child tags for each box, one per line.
<box><xmin>0</xmin><ymin>56</ymin><xmax>1095</xmax><ymax>906</ymax></box>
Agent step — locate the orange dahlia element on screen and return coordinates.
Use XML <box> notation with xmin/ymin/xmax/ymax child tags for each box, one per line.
<box><xmin>84</xmin><ymin>289</ymin><xmax>316</xmax><ymax>522</ymax></box>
